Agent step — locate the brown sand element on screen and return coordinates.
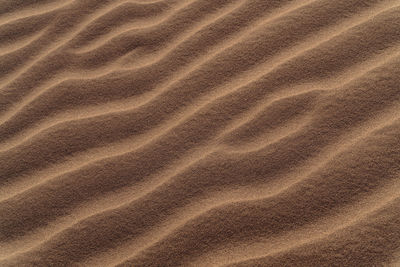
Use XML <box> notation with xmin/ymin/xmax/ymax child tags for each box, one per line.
<box><xmin>0</xmin><ymin>0</ymin><xmax>400</xmax><ymax>266</ymax></box>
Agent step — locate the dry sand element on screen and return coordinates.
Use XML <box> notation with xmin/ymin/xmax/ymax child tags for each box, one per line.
<box><xmin>0</xmin><ymin>0</ymin><xmax>400</xmax><ymax>266</ymax></box>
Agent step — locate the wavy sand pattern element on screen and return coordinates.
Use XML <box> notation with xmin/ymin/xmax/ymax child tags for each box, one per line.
<box><xmin>0</xmin><ymin>0</ymin><xmax>400</xmax><ymax>266</ymax></box>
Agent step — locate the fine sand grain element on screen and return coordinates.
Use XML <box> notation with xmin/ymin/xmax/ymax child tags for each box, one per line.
<box><xmin>0</xmin><ymin>0</ymin><xmax>400</xmax><ymax>266</ymax></box>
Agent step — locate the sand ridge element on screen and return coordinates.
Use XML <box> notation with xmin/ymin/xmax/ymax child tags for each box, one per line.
<box><xmin>0</xmin><ymin>0</ymin><xmax>400</xmax><ymax>266</ymax></box>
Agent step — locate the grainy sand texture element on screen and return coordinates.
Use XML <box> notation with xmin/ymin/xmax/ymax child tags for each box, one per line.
<box><xmin>0</xmin><ymin>0</ymin><xmax>400</xmax><ymax>266</ymax></box>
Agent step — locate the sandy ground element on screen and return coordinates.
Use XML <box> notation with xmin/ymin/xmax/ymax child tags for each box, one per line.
<box><xmin>0</xmin><ymin>0</ymin><xmax>400</xmax><ymax>266</ymax></box>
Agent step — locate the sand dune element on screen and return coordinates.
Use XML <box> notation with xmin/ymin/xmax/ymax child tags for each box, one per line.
<box><xmin>0</xmin><ymin>0</ymin><xmax>399</xmax><ymax>266</ymax></box>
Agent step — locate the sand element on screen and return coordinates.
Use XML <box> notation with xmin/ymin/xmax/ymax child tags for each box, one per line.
<box><xmin>0</xmin><ymin>0</ymin><xmax>400</xmax><ymax>266</ymax></box>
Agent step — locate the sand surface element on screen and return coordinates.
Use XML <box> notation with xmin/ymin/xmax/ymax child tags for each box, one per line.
<box><xmin>0</xmin><ymin>0</ymin><xmax>400</xmax><ymax>266</ymax></box>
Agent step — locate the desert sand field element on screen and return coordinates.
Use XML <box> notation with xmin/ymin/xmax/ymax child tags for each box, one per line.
<box><xmin>0</xmin><ymin>0</ymin><xmax>400</xmax><ymax>266</ymax></box>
